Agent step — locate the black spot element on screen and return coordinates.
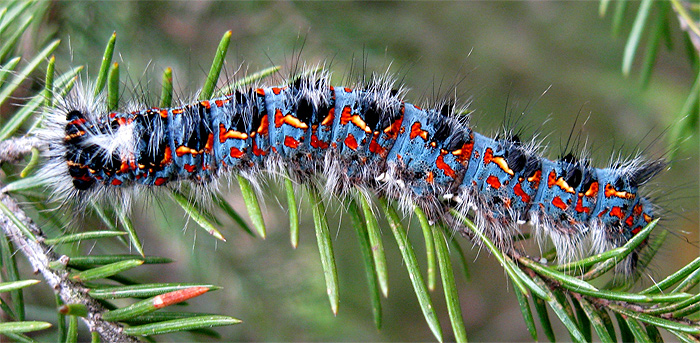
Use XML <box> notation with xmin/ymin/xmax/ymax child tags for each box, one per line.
<box><xmin>440</xmin><ymin>103</ymin><xmax>453</xmax><ymax>117</ymax></box>
<box><xmin>66</xmin><ymin>110</ymin><xmax>84</xmax><ymax>121</ymax></box>
<box><xmin>561</xmin><ymin>153</ymin><xmax>578</xmax><ymax>164</ymax></box>
<box><xmin>295</xmin><ymin>96</ymin><xmax>314</xmax><ymax>125</ymax></box>
<box><xmin>506</xmin><ymin>148</ymin><xmax>527</xmax><ymax>174</ymax></box>
<box><xmin>431</xmin><ymin>118</ymin><xmax>452</xmax><ymax>143</ymax></box>
<box><xmin>564</xmin><ymin>164</ymin><xmax>582</xmax><ymax>189</ymax></box>
<box><xmin>363</xmin><ymin>101</ymin><xmax>382</xmax><ymax>131</ymax></box>
<box><xmin>444</xmin><ymin>128</ymin><xmax>470</xmax><ymax>151</ymax></box>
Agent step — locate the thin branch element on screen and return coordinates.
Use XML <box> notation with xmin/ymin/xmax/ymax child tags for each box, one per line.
<box><xmin>0</xmin><ymin>189</ymin><xmax>140</xmax><ymax>342</ymax></box>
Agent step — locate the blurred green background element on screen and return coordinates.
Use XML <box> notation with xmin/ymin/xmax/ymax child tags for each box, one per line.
<box><xmin>30</xmin><ymin>1</ymin><xmax>699</xmax><ymax>341</ymax></box>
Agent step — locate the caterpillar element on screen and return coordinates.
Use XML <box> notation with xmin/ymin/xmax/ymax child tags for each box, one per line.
<box><xmin>39</xmin><ymin>71</ymin><xmax>664</xmax><ymax>272</ymax></box>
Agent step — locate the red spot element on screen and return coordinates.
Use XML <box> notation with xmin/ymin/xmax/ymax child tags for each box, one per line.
<box><xmin>230</xmin><ymin>147</ymin><xmax>244</xmax><ymax>158</ymax></box>
<box><xmin>436</xmin><ymin>154</ymin><xmax>456</xmax><ymax>178</ymax></box>
<box><xmin>159</xmin><ymin>109</ymin><xmax>168</xmax><ymax>118</ymax></box>
<box><xmin>625</xmin><ymin>215</ymin><xmax>635</xmax><ymax>227</ymax></box>
<box><xmin>119</xmin><ymin>161</ymin><xmax>130</xmax><ymax>173</ymax></box>
<box><xmin>383</xmin><ymin>115</ymin><xmax>404</xmax><ymax>139</ymax></box>
<box><xmin>426</xmin><ymin>171</ymin><xmax>434</xmax><ymax>184</ymax></box>
<box><xmin>340</xmin><ymin>106</ymin><xmax>352</xmax><ymax>125</ymax></box>
<box><xmin>409</xmin><ymin>122</ymin><xmax>429</xmax><ymax>141</ymax></box>
<box><xmin>632</xmin><ymin>226</ymin><xmax>642</xmax><ymax>235</ymax></box>
<box><xmin>310</xmin><ymin>134</ymin><xmax>329</xmax><ymax>149</ymax></box>
<box><xmin>513</xmin><ymin>183</ymin><xmax>530</xmax><ymax>203</ymax></box>
<box><xmin>552</xmin><ymin>196</ymin><xmax>568</xmax><ymax>210</ymax></box>
<box><xmin>109</xmin><ymin>112</ymin><xmax>116</xmax><ymax>119</ymax></box>
<box><xmin>111</xmin><ymin>179</ymin><xmax>122</xmax><ymax>186</ymax></box>
<box><xmin>344</xmin><ymin>87</ymin><xmax>352</xmax><ymax>92</ymax></box>
<box><xmin>272</xmin><ymin>87</ymin><xmax>281</xmax><ymax>95</ymax></box>
<box><xmin>369</xmin><ymin>138</ymin><xmax>386</xmax><ymax>155</ymax></box>
<box><xmin>483</xmin><ymin>148</ymin><xmax>493</xmax><ymax>165</ymax></box>
<box><xmin>575</xmin><ymin>196</ymin><xmax>590</xmax><ymax>214</ymax></box>
<box><xmin>215</xmin><ymin>100</ymin><xmax>224</xmax><ymax>107</ymax></box>
<box><xmin>154</xmin><ymin>177</ymin><xmax>167</xmax><ymax>186</ymax></box>
<box><xmin>200</xmin><ymin>100</ymin><xmax>211</xmax><ymax>109</ymax></box>
<box><xmin>547</xmin><ymin>171</ymin><xmax>556</xmax><ymax>188</ymax></box>
<box><xmin>486</xmin><ymin>175</ymin><xmax>501</xmax><ymax>189</ymax></box>
<box><xmin>172</xmin><ymin>108</ymin><xmax>184</xmax><ymax>115</ymax></box>
<box><xmin>344</xmin><ymin>133</ymin><xmax>358</xmax><ymax>150</ymax></box>
<box><xmin>252</xmin><ymin>140</ymin><xmax>267</xmax><ymax>156</ymax></box>
<box><xmin>68</xmin><ymin>118</ymin><xmax>86</xmax><ymax>125</ymax></box>
<box><xmin>255</xmin><ymin>88</ymin><xmax>265</xmax><ymax>96</ymax></box>
<box><xmin>184</xmin><ymin>164</ymin><xmax>196</xmax><ymax>173</ymax></box>
<box><xmin>284</xmin><ymin>136</ymin><xmax>300</xmax><ymax>149</ymax></box>
<box><xmin>609</xmin><ymin>206</ymin><xmax>624</xmax><ymax>219</ymax></box>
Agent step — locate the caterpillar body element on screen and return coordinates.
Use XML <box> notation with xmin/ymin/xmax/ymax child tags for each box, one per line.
<box><xmin>41</xmin><ymin>73</ymin><xmax>664</xmax><ymax>271</ymax></box>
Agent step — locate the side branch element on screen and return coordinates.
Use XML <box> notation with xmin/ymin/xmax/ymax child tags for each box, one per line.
<box><xmin>0</xmin><ymin>190</ymin><xmax>139</xmax><ymax>342</ymax></box>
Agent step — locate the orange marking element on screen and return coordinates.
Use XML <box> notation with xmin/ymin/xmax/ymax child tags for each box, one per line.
<box><xmin>584</xmin><ymin>181</ymin><xmax>599</xmax><ymax>197</ymax></box>
<box><xmin>321</xmin><ymin>107</ymin><xmax>335</xmax><ymax>126</ymax></box>
<box><xmin>486</xmin><ymin>175</ymin><xmax>501</xmax><ymax>189</ymax></box>
<box><xmin>109</xmin><ymin>113</ymin><xmax>116</xmax><ymax>119</ymax></box>
<box><xmin>492</xmin><ymin>156</ymin><xmax>515</xmax><ymax>176</ymax></box>
<box><xmin>344</xmin><ymin>133</ymin><xmax>359</xmax><ymax>150</ymax></box>
<box><xmin>274</xmin><ymin>109</ymin><xmax>309</xmax><ymax>129</ymax></box>
<box><xmin>350</xmin><ymin>115</ymin><xmax>371</xmax><ymax>133</ymax></box>
<box><xmin>176</xmin><ymin>146</ymin><xmax>199</xmax><ymax>157</ymax></box>
<box><xmin>219</xmin><ymin>124</ymin><xmax>248</xmax><ymax>142</ymax></box>
<box><xmin>64</xmin><ymin>131</ymin><xmax>86</xmax><ymax>141</ymax></box>
<box><xmin>204</xmin><ymin>133</ymin><xmax>214</xmax><ymax>153</ymax></box>
<box><xmin>255</xmin><ymin>88</ymin><xmax>265</xmax><ymax>96</ymax></box>
<box><xmin>409</xmin><ymin>122</ymin><xmax>429</xmax><ymax>141</ymax></box>
<box><xmin>310</xmin><ymin>134</ymin><xmax>329</xmax><ymax>149</ymax></box>
<box><xmin>604</xmin><ymin>183</ymin><xmax>635</xmax><ymax>199</ymax></box>
<box><xmin>159</xmin><ymin>109</ymin><xmax>168</xmax><ymax>118</ymax></box>
<box><xmin>154</xmin><ymin>177</ymin><xmax>167</xmax><ymax>186</ymax></box>
<box><xmin>331</xmin><ymin>142</ymin><xmax>337</xmax><ymax>149</ymax></box>
<box><xmin>184</xmin><ymin>164</ymin><xmax>196</xmax><ymax>173</ymax></box>
<box><xmin>609</xmin><ymin>206</ymin><xmax>624</xmax><ymax>219</ymax></box>
<box><xmin>344</xmin><ymin>87</ymin><xmax>352</xmax><ymax>92</ymax></box>
<box><xmin>436</xmin><ymin>153</ymin><xmax>456</xmax><ymax>178</ymax></box>
<box><xmin>552</xmin><ymin>197</ymin><xmax>568</xmax><ymax>210</ymax></box>
<box><xmin>119</xmin><ymin>161</ymin><xmax>130</xmax><ymax>173</ymax></box>
<box><xmin>200</xmin><ymin>100</ymin><xmax>211</xmax><ymax>109</ymax></box>
<box><xmin>643</xmin><ymin>213</ymin><xmax>652</xmax><ymax>223</ymax></box>
<box><xmin>513</xmin><ymin>183</ymin><xmax>530</xmax><ymax>203</ymax></box>
<box><xmin>554</xmin><ymin>177</ymin><xmax>575</xmax><ymax>194</ymax></box>
<box><xmin>230</xmin><ymin>147</ymin><xmax>245</xmax><ymax>158</ymax></box>
<box><xmin>111</xmin><ymin>179</ymin><xmax>122</xmax><ymax>186</ymax></box>
<box><xmin>215</xmin><ymin>100</ymin><xmax>224</xmax><ymax>107</ymax></box>
<box><xmin>633</xmin><ymin>204</ymin><xmax>643</xmax><ymax>216</ymax></box>
<box><xmin>383</xmin><ymin>116</ymin><xmax>404</xmax><ymax>139</ymax></box>
<box><xmin>625</xmin><ymin>215</ymin><xmax>635</xmax><ymax>227</ymax></box>
<box><xmin>172</xmin><ymin>108</ymin><xmax>184</xmax><ymax>115</ymax></box>
<box><xmin>257</xmin><ymin>114</ymin><xmax>269</xmax><ymax>135</ymax></box>
<box><xmin>426</xmin><ymin>171</ymin><xmax>434</xmax><ymax>184</ymax></box>
<box><xmin>632</xmin><ymin>226</ymin><xmax>642</xmax><ymax>235</ymax></box>
<box><xmin>272</xmin><ymin>87</ymin><xmax>281</xmax><ymax>95</ymax></box>
<box><xmin>161</xmin><ymin>146</ymin><xmax>172</xmax><ymax>166</ymax></box>
<box><xmin>284</xmin><ymin>136</ymin><xmax>300</xmax><ymax>149</ymax></box>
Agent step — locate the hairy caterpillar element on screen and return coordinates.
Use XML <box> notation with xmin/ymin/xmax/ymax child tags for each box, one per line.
<box><xmin>39</xmin><ymin>71</ymin><xmax>664</xmax><ymax>272</ymax></box>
